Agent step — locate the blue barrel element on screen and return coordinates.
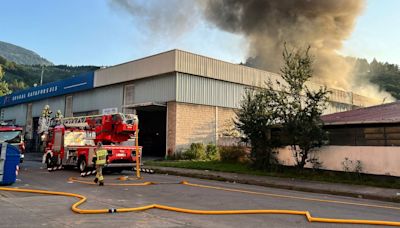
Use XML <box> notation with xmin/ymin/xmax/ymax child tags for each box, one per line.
<box><xmin>0</xmin><ymin>143</ymin><xmax>20</xmax><ymax>185</ymax></box>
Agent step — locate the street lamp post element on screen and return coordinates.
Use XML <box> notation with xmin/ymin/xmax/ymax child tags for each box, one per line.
<box><xmin>40</xmin><ymin>65</ymin><xmax>44</xmax><ymax>85</ymax></box>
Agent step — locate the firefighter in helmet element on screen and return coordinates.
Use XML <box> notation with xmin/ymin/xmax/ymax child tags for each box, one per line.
<box><xmin>93</xmin><ymin>142</ymin><xmax>107</xmax><ymax>186</ymax></box>
<box><xmin>42</xmin><ymin>105</ymin><xmax>52</xmax><ymax>118</ymax></box>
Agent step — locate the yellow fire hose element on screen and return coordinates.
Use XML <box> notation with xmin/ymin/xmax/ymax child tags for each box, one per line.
<box><xmin>1</xmin><ymin>178</ymin><xmax>400</xmax><ymax>226</ymax></box>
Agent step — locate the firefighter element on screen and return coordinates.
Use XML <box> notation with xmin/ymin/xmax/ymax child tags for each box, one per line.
<box><xmin>93</xmin><ymin>142</ymin><xmax>107</xmax><ymax>186</ymax></box>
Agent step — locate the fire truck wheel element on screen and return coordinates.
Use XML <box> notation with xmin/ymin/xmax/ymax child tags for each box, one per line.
<box><xmin>78</xmin><ymin>157</ymin><xmax>87</xmax><ymax>172</ymax></box>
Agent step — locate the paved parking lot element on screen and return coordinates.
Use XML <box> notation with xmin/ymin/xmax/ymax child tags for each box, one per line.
<box><xmin>1</xmin><ymin>158</ymin><xmax>400</xmax><ymax>227</ymax></box>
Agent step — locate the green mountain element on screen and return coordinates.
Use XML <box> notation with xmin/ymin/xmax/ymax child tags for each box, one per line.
<box><xmin>0</xmin><ymin>41</ymin><xmax>53</xmax><ymax>65</ymax></box>
<box><xmin>0</xmin><ymin>56</ymin><xmax>99</xmax><ymax>92</ymax></box>
<box><xmin>0</xmin><ymin>41</ymin><xmax>99</xmax><ymax>93</ymax></box>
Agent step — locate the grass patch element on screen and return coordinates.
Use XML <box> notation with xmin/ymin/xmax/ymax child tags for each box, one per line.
<box><xmin>146</xmin><ymin>160</ymin><xmax>400</xmax><ymax>189</ymax></box>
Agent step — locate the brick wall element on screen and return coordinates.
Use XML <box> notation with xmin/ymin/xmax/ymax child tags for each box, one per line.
<box><xmin>217</xmin><ymin>107</ymin><xmax>237</xmax><ymax>136</ymax></box>
<box><xmin>217</xmin><ymin>107</ymin><xmax>240</xmax><ymax>146</ymax></box>
<box><xmin>167</xmin><ymin>102</ymin><xmax>238</xmax><ymax>153</ymax></box>
<box><xmin>167</xmin><ymin>102</ymin><xmax>177</xmax><ymax>155</ymax></box>
<box><xmin>175</xmin><ymin>102</ymin><xmax>216</xmax><ymax>151</ymax></box>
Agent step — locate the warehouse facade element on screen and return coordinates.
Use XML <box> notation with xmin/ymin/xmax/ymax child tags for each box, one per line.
<box><xmin>0</xmin><ymin>50</ymin><xmax>379</xmax><ymax>157</ymax></box>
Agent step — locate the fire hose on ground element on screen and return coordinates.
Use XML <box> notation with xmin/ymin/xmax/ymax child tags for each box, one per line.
<box><xmin>0</xmin><ymin>177</ymin><xmax>400</xmax><ymax>226</ymax></box>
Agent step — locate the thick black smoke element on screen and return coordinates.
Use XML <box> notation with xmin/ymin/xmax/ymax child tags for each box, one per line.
<box><xmin>109</xmin><ymin>0</ymin><xmax>392</xmax><ymax>100</ymax></box>
<box><xmin>204</xmin><ymin>0</ymin><xmax>366</xmax><ymax>90</ymax></box>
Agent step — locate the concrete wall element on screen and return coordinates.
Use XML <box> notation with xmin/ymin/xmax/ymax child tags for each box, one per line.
<box><xmin>72</xmin><ymin>84</ymin><xmax>123</xmax><ymax>113</ymax></box>
<box><xmin>32</xmin><ymin>96</ymin><xmax>65</xmax><ymax>117</ymax></box>
<box><xmin>2</xmin><ymin>104</ymin><xmax>27</xmax><ymax>126</ymax></box>
<box><xmin>276</xmin><ymin>146</ymin><xmax>400</xmax><ymax>177</ymax></box>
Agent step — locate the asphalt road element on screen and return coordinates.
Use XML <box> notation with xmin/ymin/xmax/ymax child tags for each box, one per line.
<box><xmin>1</xmin><ymin>157</ymin><xmax>400</xmax><ymax>228</ymax></box>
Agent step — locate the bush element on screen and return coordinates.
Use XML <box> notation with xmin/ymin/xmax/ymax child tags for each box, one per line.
<box><xmin>219</xmin><ymin>145</ymin><xmax>247</xmax><ymax>163</ymax></box>
<box><xmin>205</xmin><ymin>143</ymin><xmax>219</xmax><ymax>161</ymax></box>
<box><xmin>182</xmin><ymin>143</ymin><xmax>206</xmax><ymax>160</ymax></box>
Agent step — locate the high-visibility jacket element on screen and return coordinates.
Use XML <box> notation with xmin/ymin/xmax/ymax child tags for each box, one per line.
<box><xmin>95</xmin><ymin>149</ymin><xmax>107</xmax><ymax>165</ymax></box>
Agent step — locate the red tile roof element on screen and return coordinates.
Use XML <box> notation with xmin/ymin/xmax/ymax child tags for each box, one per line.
<box><xmin>321</xmin><ymin>101</ymin><xmax>400</xmax><ymax>125</ymax></box>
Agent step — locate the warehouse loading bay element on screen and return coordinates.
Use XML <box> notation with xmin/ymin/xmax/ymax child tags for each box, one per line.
<box><xmin>135</xmin><ymin>106</ymin><xmax>167</xmax><ymax>158</ymax></box>
<box><xmin>1</xmin><ymin>156</ymin><xmax>400</xmax><ymax>227</ymax></box>
<box><xmin>27</xmin><ymin>106</ymin><xmax>167</xmax><ymax>158</ymax></box>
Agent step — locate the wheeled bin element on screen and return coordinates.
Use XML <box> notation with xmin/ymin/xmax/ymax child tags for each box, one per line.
<box><xmin>0</xmin><ymin>143</ymin><xmax>20</xmax><ymax>185</ymax></box>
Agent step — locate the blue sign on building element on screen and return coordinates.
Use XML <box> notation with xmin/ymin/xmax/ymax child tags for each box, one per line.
<box><xmin>0</xmin><ymin>72</ymin><xmax>94</xmax><ymax>108</ymax></box>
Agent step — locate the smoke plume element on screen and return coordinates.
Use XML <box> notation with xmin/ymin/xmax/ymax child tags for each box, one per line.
<box><xmin>109</xmin><ymin>0</ymin><xmax>393</xmax><ymax>102</ymax></box>
<box><xmin>204</xmin><ymin>0</ymin><xmax>362</xmax><ymax>88</ymax></box>
<box><xmin>203</xmin><ymin>0</ymin><xmax>393</xmax><ymax>101</ymax></box>
<box><xmin>109</xmin><ymin>0</ymin><xmax>201</xmax><ymax>41</ymax></box>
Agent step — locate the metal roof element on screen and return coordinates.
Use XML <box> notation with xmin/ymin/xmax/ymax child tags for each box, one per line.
<box><xmin>321</xmin><ymin>101</ymin><xmax>400</xmax><ymax>125</ymax></box>
<box><xmin>0</xmin><ymin>49</ymin><xmax>380</xmax><ymax>110</ymax></box>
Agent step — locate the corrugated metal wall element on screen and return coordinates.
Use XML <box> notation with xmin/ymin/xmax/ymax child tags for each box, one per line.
<box><xmin>2</xmin><ymin>104</ymin><xmax>27</xmax><ymax>126</ymax></box>
<box><xmin>175</xmin><ymin>50</ymin><xmax>281</xmax><ymax>87</ymax></box>
<box><xmin>94</xmin><ymin>50</ymin><xmax>176</xmax><ymax>87</ymax></box>
<box><xmin>72</xmin><ymin>84</ymin><xmax>123</xmax><ymax>113</ymax></box>
<box><xmin>32</xmin><ymin>96</ymin><xmax>65</xmax><ymax>117</ymax></box>
<box><xmin>175</xmin><ymin>50</ymin><xmax>379</xmax><ymax>110</ymax></box>
<box><xmin>132</xmin><ymin>74</ymin><xmax>176</xmax><ymax>104</ymax></box>
<box><xmin>176</xmin><ymin>73</ymin><xmax>246</xmax><ymax>109</ymax></box>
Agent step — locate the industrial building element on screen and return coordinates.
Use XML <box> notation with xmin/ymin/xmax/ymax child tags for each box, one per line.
<box><xmin>278</xmin><ymin>101</ymin><xmax>400</xmax><ymax>177</ymax></box>
<box><xmin>0</xmin><ymin>50</ymin><xmax>379</xmax><ymax>157</ymax></box>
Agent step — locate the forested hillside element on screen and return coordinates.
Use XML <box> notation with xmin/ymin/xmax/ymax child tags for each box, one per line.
<box><xmin>0</xmin><ymin>55</ymin><xmax>99</xmax><ymax>92</ymax></box>
<box><xmin>353</xmin><ymin>58</ymin><xmax>400</xmax><ymax>100</ymax></box>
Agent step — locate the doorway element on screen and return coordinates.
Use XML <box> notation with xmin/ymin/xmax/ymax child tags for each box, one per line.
<box><xmin>136</xmin><ymin>107</ymin><xmax>166</xmax><ymax>158</ymax></box>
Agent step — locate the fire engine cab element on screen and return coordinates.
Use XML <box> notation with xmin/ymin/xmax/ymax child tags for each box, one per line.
<box><xmin>42</xmin><ymin>113</ymin><xmax>142</xmax><ymax>172</ymax></box>
<box><xmin>0</xmin><ymin>123</ymin><xmax>25</xmax><ymax>162</ymax></box>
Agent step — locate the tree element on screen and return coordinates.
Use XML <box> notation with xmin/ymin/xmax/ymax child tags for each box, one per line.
<box><xmin>278</xmin><ymin>45</ymin><xmax>329</xmax><ymax>168</ymax></box>
<box><xmin>8</xmin><ymin>79</ymin><xmax>28</xmax><ymax>91</ymax></box>
<box><xmin>235</xmin><ymin>86</ymin><xmax>281</xmax><ymax>169</ymax></box>
<box><xmin>0</xmin><ymin>65</ymin><xmax>11</xmax><ymax>96</ymax></box>
<box><xmin>236</xmin><ymin>44</ymin><xmax>329</xmax><ymax>169</ymax></box>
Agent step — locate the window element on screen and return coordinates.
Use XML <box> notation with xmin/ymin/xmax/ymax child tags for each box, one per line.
<box><xmin>124</xmin><ymin>84</ymin><xmax>135</xmax><ymax>105</ymax></box>
<box><xmin>326</xmin><ymin>125</ymin><xmax>400</xmax><ymax>146</ymax></box>
<box><xmin>53</xmin><ymin>131</ymin><xmax>63</xmax><ymax>152</ymax></box>
<box><xmin>65</xmin><ymin>96</ymin><xmax>73</xmax><ymax>117</ymax></box>
<box><xmin>0</xmin><ymin>131</ymin><xmax>22</xmax><ymax>143</ymax></box>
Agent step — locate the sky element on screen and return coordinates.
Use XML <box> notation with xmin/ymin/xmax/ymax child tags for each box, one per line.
<box><xmin>0</xmin><ymin>0</ymin><xmax>399</xmax><ymax>66</ymax></box>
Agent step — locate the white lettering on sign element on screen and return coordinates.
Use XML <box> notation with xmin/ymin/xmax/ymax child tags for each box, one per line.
<box><xmin>11</xmin><ymin>86</ymin><xmax>59</xmax><ymax>102</ymax></box>
<box><xmin>102</xmin><ymin>107</ymin><xmax>118</xmax><ymax>115</ymax></box>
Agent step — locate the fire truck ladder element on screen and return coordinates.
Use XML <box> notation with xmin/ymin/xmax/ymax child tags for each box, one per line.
<box><xmin>59</xmin><ymin>113</ymin><xmax>138</xmax><ymax>128</ymax></box>
<box><xmin>58</xmin><ymin>114</ymin><xmax>146</xmax><ymax>178</ymax></box>
<box><xmin>61</xmin><ymin>116</ymin><xmax>94</xmax><ymax>128</ymax></box>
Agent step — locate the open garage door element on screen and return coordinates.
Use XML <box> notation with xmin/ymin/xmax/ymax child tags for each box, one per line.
<box><xmin>124</xmin><ymin>103</ymin><xmax>166</xmax><ymax>158</ymax></box>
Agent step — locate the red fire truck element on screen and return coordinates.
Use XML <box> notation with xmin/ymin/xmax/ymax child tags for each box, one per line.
<box><xmin>42</xmin><ymin>113</ymin><xmax>142</xmax><ymax>172</ymax></box>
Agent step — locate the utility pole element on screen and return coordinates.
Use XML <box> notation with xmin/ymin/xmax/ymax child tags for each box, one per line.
<box><xmin>40</xmin><ymin>65</ymin><xmax>44</xmax><ymax>85</ymax></box>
